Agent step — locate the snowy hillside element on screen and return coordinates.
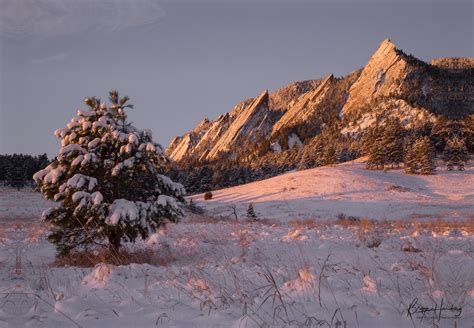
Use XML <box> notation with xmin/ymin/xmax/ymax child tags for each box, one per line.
<box><xmin>190</xmin><ymin>160</ymin><xmax>474</xmax><ymax>221</ymax></box>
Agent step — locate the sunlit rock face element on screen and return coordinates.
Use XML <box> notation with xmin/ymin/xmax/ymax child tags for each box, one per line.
<box><xmin>341</xmin><ymin>39</ymin><xmax>412</xmax><ymax>118</ymax></box>
<box><xmin>166</xmin><ymin>39</ymin><xmax>473</xmax><ymax>163</ymax></box>
<box><xmin>272</xmin><ymin>74</ymin><xmax>336</xmax><ymax>135</ymax></box>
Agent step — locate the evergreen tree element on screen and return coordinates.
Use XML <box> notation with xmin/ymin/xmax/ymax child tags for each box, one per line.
<box><xmin>36</xmin><ymin>154</ymin><xmax>50</xmax><ymax>173</ymax></box>
<box><xmin>365</xmin><ymin>118</ymin><xmax>405</xmax><ymax>170</ymax></box>
<box><xmin>460</xmin><ymin>116</ymin><xmax>474</xmax><ymax>152</ymax></box>
<box><xmin>404</xmin><ymin>136</ymin><xmax>436</xmax><ymax>175</ymax></box>
<box><xmin>311</xmin><ymin>137</ymin><xmax>326</xmax><ymax>167</ymax></box>
<box><xmin>198</xmin><ymin>166</ymin><xmax>214</xmax><ymax>191</ymax></box>
<box><xmin>403</xmin><ymin>143</ymin><xmax>417</xmax><ymax>174</ymax></box>
<box><xmin>34</xmin><ymin>91</ymin><xmax>185</xmax><ymax>255</ymax></box>
<box><xmin>246</xmin><ymin>203</ymin><xmax>257</xmax><ymax>220</ymax></box>
<box><xmin>360</xmin><ymin>126</ymin><xmax>379</xmax><ymax>156</ymax></box>
<box><xmin>7</xmin><ymin>164</ymin><xmax>27</xmax><ymax>190</ymax></box>
<box><xmin>417</xmin><ymin>137</ymin><xmax>436</xmax><ymax>175</ymax></box>
<box><xmin>403</xmin><ymin>135</ymin><xmax>418</xmax><ymax>174</ymax></box>
<box><xmin>443</xmin><ymin>137</ymin><xmax>468</xmax><ymax>171</ymax></box>
<box><xmin>0</xmin><ymin>154</ymin><xmax>50</xmax><ymax>187</ymax></box>
<box><xmin>366</xmin><ymin>135</ymin><xmax>386</xmax><ymax>169</ymax></box>
<box><xmin>431</xmin><ymin>117</ymin><xmax>452</xmax><ymax>152</ymax></box>
<box><xmin>383</xmin><ymin>118</ymin><xmax>405</xmax><ymax>167</ymax></box>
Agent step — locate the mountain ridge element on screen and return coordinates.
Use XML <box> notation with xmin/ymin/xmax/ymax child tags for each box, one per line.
<box><xmin>166</xmin><ymin>38</ymin><xmax>473</xmax><ymax>171</ymax></box>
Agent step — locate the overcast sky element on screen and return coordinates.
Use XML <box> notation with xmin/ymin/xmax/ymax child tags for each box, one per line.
<box><xmin>0</xmin><ymin>0</ymin><xmax>472</xmax><ymax>157</ymax></box>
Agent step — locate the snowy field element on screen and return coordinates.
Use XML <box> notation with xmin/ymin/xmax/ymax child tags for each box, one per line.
<box><xmin>0</xmin><ymin>162</ymin><xmax>473</xmax><ymax>327</ymax></box>
<box><xmin>191</xmin><ymin>161</ymin><xmax>474</xmax><ymax>221</ymax></box>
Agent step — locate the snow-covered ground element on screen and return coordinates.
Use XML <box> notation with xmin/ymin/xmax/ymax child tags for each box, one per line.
<box><xmin>190</xmin><ymin>161</ymin><xmax>473</xmax><ymax>221</ymax></box>
<box><xmin>0</xmin><ymin>162</ymin><xmax>472</xmax><ymax>327</ymax></box>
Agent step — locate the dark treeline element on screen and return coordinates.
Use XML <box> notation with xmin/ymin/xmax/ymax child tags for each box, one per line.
<box><xmin>0</xmin><ymin>154</ymin><xmax>50</xmax><ymax>189</ymax></box>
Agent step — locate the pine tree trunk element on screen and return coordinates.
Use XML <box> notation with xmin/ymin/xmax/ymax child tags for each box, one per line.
<box><xmin>108</xmin><ymin>231</ymin><xmax>122</xmax><ymax>254</ymax></box>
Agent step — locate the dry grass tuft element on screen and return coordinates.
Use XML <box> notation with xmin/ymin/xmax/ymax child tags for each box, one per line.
<box><xmin>186</xmin><ymin>214</ymin><xmax>222</xmax><ymax>224</ymax></box>
<box><xmin>53</xmin><ymin>247</ymin><xmax>173</xmax><ymax>267</ymax></box>
<box><xmin>289</xmin><ymin>219</ymin><xmax>318</xmax><ymax>229</ymax></box>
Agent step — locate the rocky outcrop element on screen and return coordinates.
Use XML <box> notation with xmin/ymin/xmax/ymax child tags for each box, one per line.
<box><xmin>165</xmin><ymin>118</ymin><xmax>213</xmax><ymax>161</ymax></box>
<box><xmin>272</xmin><ymin>74</ymin><xmax>335</xmax><ymax>135</ymax></box>
<box><xmin>341</xmin><ymin>39</ymin><xmax>411</xmax><ymax>118</ymax></box>
<box><xmin>166</xmin><ymin>38</ymin><xmax>473</xmax><ymax>163</ymax></box>
<box><xmin>167</xmin><ymin>90</ymin><xmax>275</xmax><ymax>162</ymax></box>
<box><xmin>269</xmin><ymin>79</ymin><xmax>322</xmax><ymax>113</ymax></box>
<box><xmin>167</xmin><ymin>82</ymin><xmax>322</xmax><ymax>162</ymax></box>
<box><xmin>206</xmin><ymin>89</ymin><xmax>271</xmax><ymax>159</ymax></box>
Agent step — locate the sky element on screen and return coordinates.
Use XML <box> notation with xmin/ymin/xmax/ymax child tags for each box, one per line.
<box><xmin>0</xmin><ymin>0</ymin><xmax>472</xmax><ymax>157</ymax></box>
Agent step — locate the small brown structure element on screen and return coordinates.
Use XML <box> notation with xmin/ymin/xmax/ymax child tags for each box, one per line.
<box><xmin>204</xmin><ymin>191</ymin><xmax>213</xmax><ymax>200</ymax></box>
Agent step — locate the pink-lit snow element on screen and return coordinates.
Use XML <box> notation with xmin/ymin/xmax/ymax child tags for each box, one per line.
<box><xmin>191</xmin><ymin>161</ymin><xmax>473</xmax><ymax>221</ymax></box>
<box><xmin>0</xmin><ymin>161</ymin><xmax>472</xmax><ymax>327</ymax></box>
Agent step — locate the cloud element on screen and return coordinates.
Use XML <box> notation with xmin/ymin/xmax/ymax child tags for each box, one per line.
<box><xmin>0</xmin><ymin>0</ymin><xmax>165</xmax><ymax>38</ymax></box>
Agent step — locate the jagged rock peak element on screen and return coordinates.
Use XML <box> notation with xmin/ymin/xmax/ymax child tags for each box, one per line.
<box><xmin>194</xmin><ymin>117</ymin><xmax>211</xmax><ymax>131</ymax></box>
<box><xmin>272</xmin><ymin>74</ymin><xmax>335</xmax><ymax>134</ymax></box>
<box><xmin>368</xmin><ymin>38</ymin><xmax>399</xmax><ymax>63</ymax></box>
<box><xmin>199</xmin><ymin>117</ymin><xmax>210</xmax><ymax>125</ymax></box>
<box><xmin>253</xmin><ymin>89</ymin><xmax>269</xmax><ymax>106</ymax></box>
<box><xmin>166</xmin><ymin>38</ymin><xmax>472</xmax><ymax>164</ymax></box>
<box><xmin>379</xmin><ymin>38</ymin><xmax>396</xmax><ymax>49</ymax></box>
<box><xmin>321</xmin><ymin>74</ymin><xmax>334</xmax><ymax>84</ymax></box>
<box><xmin>341</xmin><ymin>38</ymin><xmax>408</xmax><ymax>116</ymax></box>
<box><xmin>205</xmin><ymin>89</ymin><xmax>271</xmax><ymax>160</ymax></box>
<box><xmin>269</xmin><ymin>79</ymin><xmax>322</xmax><ymax>113</ymax></box>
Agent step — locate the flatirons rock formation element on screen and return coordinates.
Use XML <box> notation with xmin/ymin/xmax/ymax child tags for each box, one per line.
<box><xmin>341</xmin><ymin>39</ymin><xmax>409</xmax><ymax>117</ymax></box>
<box><xmin>166</xmin><ymin>39</ymin><xmax>473</xmax><ymax>163</ymax></box>
<box><xmin>272</xmin><ymin>74</ymin><xmax>336</xmax><ymax>135</ymax></box>
<box><xmin>166</xmin><ymin>81</ymin><xmax>321</xmax><ymax>161</ymax></box>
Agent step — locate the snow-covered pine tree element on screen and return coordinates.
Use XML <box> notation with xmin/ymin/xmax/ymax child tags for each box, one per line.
<box><xmin>34</xmin><ymin>91</ymin><xmax>185</xmax><ymax>255</ymax></box>
<box><xmin>246</xmin><ymin>203</ymin><xmax>257</xmax><ymax>220</ymax></box>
